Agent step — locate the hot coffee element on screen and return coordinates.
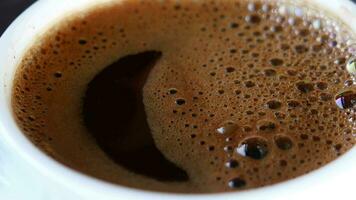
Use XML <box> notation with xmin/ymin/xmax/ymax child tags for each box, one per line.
<box><xmin>12</xmin><ymin>0</ymin><xmax>355</xmax><ymax>193</ymax></box>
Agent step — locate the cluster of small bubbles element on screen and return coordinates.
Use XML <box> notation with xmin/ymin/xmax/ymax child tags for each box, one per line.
<box><xmin>257</xmin><ymin>120</ymin><xmax>277</xmax><ymax>132</ymax></box>
<box><xmin>287</xmin><ymin>100</ymin><xmax>300</xmax><ymax>108</ymax></box>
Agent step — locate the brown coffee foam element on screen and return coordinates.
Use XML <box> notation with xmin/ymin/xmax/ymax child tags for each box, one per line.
<box><xmin>12</xmin><ymin>0</ymin><xmax>355</xmax><ymax>193</ymax></box>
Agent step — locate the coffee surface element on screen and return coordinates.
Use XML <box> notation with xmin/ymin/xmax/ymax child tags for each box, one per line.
<box><xmin>12</xmin><ymin>0</ymin><xmax>355</xmax><ymax>193</ymax></box>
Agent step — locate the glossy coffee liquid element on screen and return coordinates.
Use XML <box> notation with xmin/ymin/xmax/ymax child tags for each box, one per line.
<box><xmin>12</xmin><ymin>0</ymin><xmax>355</xmax><ymax>193</ymax></box>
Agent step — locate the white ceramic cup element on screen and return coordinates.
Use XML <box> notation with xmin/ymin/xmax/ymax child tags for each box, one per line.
<box><xmin>0</xmin><ymin>0</ymin><xmax>355</xmax><ymax>199</ymax></box>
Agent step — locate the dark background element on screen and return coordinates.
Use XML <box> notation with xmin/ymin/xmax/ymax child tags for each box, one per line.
<box><xmin>0</xmin><ymin>0</ymin><xmax>35</xmax><ymax>35</ymax></box>
<box><xmin>0</xmin><ymin>0</ymin><xmax>355</xmax><ymax>35</ymax></box>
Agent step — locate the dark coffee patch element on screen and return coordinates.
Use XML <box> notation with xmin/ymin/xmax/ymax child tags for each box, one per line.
<box><xmin>296</xmin><ymin>81</ymin><xmax>314</xmax><ymax>93</ymax></box>
<box><xmin>270</xmin><ymin>58</ymin><xmax>283</xmax><ymax>66</ymax></box>
<box><xmin>83</xmin><ymin>51</ymin><xmax>188</xmax><ymax>181</ymax></box>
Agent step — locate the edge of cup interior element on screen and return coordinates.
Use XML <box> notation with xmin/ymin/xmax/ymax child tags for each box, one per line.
<box><xmin>0</xmin><ymin>0</ymin><xmax>355</xmax><ymax>199</ymax></box>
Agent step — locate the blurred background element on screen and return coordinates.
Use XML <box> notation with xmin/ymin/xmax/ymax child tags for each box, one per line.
<box><xmin>0</xmin><ymin>0</ymin><xmax>356</xmax><ymax>35</ymax></box>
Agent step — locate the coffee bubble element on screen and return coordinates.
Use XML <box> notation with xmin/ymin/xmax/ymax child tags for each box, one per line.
<box><xmin>274</xmin><ymin>135</ymin><xmax>293</xmax><ymax>150</ymax></box>
<box><xmin>225</xmin><ymin>159</ymin><xmax>239</xmax><ymax>169</ymax></box>
<box><xmin>245</xmin><ymin>15</ymin><xmax>261</xmax><ymax>24</ymax></box>
<box><xmin>228</xmin><ymin>177</ymin><xmax>246</xmax><ymax>189</ymax></box>
<box><xmin>346</xmin><ymin>57</ymin><xmax>356</xmax><ymax>75</ymax></box>
<box><xmin>176</xmin><ymin>98</ymin><xmax>186</xmax><ymax>105</ymax></box>
<box><xmin>266</xmin><ymin>100</ymin><xmax>282</xmax><ymax>109</ymax></box>
<box><xmin>168</xmin><ymin>88</ymin><xmax>178</xmax><ymax>95</ymax></box>
<box><xmin>296</xmin><ymin>81</ymin><xmax>314</xmax><ymax>93</ymax></box>
<box><xmin>216</xmin><ymin>121</ymin><xmax>238</xmax><ymax>135</ymax></box>
<box><xmin>236</xmin><ymin>137</ymin><xmax>269</xmax><ymax>160</ymax></box>
<box><xmin>335</xmin><ymin>90</ymin><xmax>356</xmax><ymax>109</ymax></box>
<box><xmin>270</xmin><ymin>58</ymin><xmax>284</xmax><ymax>66</ymax></box>
<box><xmin>53</xmin><ymin>72</ymin><xmax>62</xmax><ymax>78</ymax></box>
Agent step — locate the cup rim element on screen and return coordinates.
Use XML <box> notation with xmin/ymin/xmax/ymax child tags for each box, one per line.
<box><xmin>0</xmin><ymin>0</ymin><xmax>355</xmax><ymax>199</ymax></box>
